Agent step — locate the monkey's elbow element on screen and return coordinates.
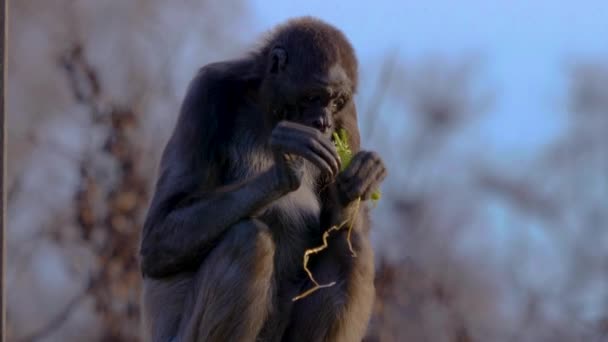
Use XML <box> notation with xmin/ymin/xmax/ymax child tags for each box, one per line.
<box><xmin>139</xmin><ymin>247</ymin><xmax>158</xmax><ymax>278</ymax></box>
<box><xmin>139</xmin><ymin>243</ymin><xmax>178</xmax><ymax>279</ymax></box>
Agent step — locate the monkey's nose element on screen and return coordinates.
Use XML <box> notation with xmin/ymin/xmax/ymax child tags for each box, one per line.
<box><xmin>312</xmin><ymin>118</ymin><xmax>331</xmax><ymax>133</ymax></box>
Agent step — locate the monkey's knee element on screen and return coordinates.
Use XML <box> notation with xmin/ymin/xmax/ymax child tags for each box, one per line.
<box><xmin>231</xmin><ymin>219</ymin><xmax>275</xmax><ymax>257</ymax></box>
<box><xmin>182</xmin><ymin>220</ymin><xmax>275</xmax><ymax>341</ymax></box>
<box><xmin>218</xmin><ymin>219</ymin><xmax>275</xmax><ymax>281</ymax></box>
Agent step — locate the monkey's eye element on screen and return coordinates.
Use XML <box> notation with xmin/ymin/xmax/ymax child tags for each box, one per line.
<box><xmin>332</xmin><ymin>97</ymin><xmax>346</xmax><ymax>111</ymax></box>
<box><xmin>306</xmin><ymin>95</ymin><xmax>321</xmax><ymax>104</ymax></box>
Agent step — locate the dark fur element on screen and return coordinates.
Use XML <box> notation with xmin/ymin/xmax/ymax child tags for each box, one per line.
<box><xmin>139</xmin><ymin>17</ymin><xmax>385</xmax><ymax>342</ymax></box>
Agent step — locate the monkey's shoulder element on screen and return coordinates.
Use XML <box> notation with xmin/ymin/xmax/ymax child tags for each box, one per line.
<box><xmin>263</xmin><ymin>184</ymin><xmax>322</xmax><ymax>236</ymax></box>
<box><xmin>193</xmin><ymin>59</ymin><xmax>260</xmax><ymax>90</ymax></box>
<box><xmin>222</xmin><ymin>137</ymin><xmax>322</xmax><ymax>229</ymax></box>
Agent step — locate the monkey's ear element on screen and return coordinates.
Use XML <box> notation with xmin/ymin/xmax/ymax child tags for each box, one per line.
<box><xmin>269</xmin><ymin>47</ymin><xmax>287</xmax><ymax>74</ymax></box>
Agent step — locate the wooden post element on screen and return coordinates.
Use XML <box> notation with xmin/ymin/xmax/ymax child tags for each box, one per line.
<box><xmin>0</xmin><ymin>0</ymin><xmax>6</xmax><ymax>340</ymax></box>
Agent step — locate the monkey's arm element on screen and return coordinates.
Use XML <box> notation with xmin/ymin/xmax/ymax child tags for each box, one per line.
<box><xmin>139</xmin><ymin>64</ymin><xmax>289</xmax><ymax>279</ymax></box>
<box><xmin>320</xmin><ymin>185</ymin><xmax>371</xmax><ymax>241</ymax></box>
<box><xmin>140</xmin><ymin>165</ymin><xmax>289</xmax><ymax>279</ymax></box>
<box><xmin>318</xmin><ymin>150</ymin><xmax>387</xmax><ymax>251</ymax></box>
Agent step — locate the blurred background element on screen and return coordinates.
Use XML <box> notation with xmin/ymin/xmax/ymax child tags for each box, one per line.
<box><xmin>6</xmin><ymin>1</ymin><xmax>608</xmax><ymax>341</ymax></box>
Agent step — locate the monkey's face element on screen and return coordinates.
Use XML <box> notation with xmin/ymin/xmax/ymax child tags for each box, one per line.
<box><xmin>287</xmin><ymin>86</ymin><xmax>347</xmax><ymax>137</ymax></box>
<box><xmin>267</xmin><ymin>51</ymin><xmax>353</xmax><ymax>138</ymax></box>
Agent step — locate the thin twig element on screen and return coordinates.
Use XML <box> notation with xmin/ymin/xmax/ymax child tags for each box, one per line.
<box><xmin>364</xmin><ymin>48</ymin><xmax>399</xmax><ymax>141</ymax></box>
<box><xmin>18</xmin><ymin>277</ymin><xmax>97</xmax><ymax>342</ymax></box>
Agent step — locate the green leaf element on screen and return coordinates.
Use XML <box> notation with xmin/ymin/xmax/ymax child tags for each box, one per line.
<box><xmin>332</xmin><ymin>129</ymin><xmax>381</xmax><ymax>202</ymax></box>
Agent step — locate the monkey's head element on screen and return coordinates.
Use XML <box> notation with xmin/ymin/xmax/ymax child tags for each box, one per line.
<box><xmin>258</xmin><ymin>17</ymin><xmax>358</xmax><ymax>138</ymax></box>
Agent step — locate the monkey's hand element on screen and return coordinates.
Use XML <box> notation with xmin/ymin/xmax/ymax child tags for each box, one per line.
<box><xmin>336</xmin><ymin>151</ymin><xmax>387</xmax><ymax>205</ymax></box>
<box><xmin>270</xmin><ymin>121</ymin><xmax>341</xmax><ymax>192</ymax></box>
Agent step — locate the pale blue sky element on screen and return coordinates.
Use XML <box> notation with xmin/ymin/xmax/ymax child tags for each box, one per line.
<box><xmin>246</xmin><ymin>3</ymin><xmax>608</xmax><ymax>319</ymax></box>
<box><xmin>250</xmin><ymin>1</ymin><xmax>608</xmax><ymax>155</ymax></box>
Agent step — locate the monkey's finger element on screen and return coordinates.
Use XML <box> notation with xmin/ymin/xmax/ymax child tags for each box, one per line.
<box><xmin>274</xmin><ymin>129</ymin><xmax>339</xmax><ymax>177</ymax></box>
<box><xmin>361</xmin><ymin>167</ymin><xmax>387</xmax><ymax>200</ymax></box>
<box><xmin>276</xmin><ymin>122</ymin><xmax>341</xmax><ymax>171</ymax></box>
<box><xmin>278</xmin><ymin>120</ymin><xmax>319</xmax><ymax>135</ymax></box>
<box><xmin>340</xmin><ymin>152</ymin><xmax>384</xmax><ymax>199</ymax></box>
<box><xmin>310</xmin><ymin>136</ymin><xmax>340</xmax><ymax>176</ymax></box>
<box><xmin>354</xmin><ymin>152</ymin><xmax>383</xmax><ymax>181</ymax></box>
<box><xmin>340</xmin><ymin>151</ymin><xmax>366</xmax><ymax>180</ymax></box>
<box><xmin>277</xmin><ymin>138</ymin><xmax>335</xmax><ymax>176</ymax></box>
<box><xmin>290</xmin><ymin>127</ymin><xmax>341</xmax><ymax>175</ymax></box>
<box><xmin>345</xmin><ymin>151</ymin><xmax>383</xmax><ymax>179</ymax></box>
<box><xmin>324</xmin><ymin>138</ymin><xmax>341</xmax><ymax>172</ymax></box>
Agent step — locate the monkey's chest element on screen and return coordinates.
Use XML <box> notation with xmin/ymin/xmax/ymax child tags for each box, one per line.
<box><xmin>225</xmin><ymin>141</ymin><xmax>323</xmax><ymax>266</ymax></box>
<box><xmin>226</xmin><ymin>140</ymin><xmax>322</xmax><ymax>234</ymax></box>
<box><xmin>260</xmin><ymin>184</ymin><xmax>323</xmax><ymax>280</ymax></box>
<box><xmin>260</xmin><ymin>184</ymin><xmax>322</xmax><ymax>239</ymax></box>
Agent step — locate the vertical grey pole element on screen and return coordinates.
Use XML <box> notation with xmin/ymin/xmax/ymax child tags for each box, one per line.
<box><xmin>0</xmin><ymin>0</ymin><xmax>6</xmax><ymax>340</ymax></box>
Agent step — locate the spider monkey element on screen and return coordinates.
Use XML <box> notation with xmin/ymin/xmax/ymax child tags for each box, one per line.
<box><xmin>139</xmin><ymin>16</ymin><xmax>387</xmax><ymax>342</ymax></box>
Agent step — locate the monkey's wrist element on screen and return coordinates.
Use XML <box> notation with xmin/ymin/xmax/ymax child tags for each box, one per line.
<box><xmin>259</xmin><ymin>167</ymin><xmax>293</xmax><ymax>199</ymax></box>
<box><xmin>338</xmin><ymin>202</ymin><xmax>359</xmax><ymax>221</ymax></box>
<box><xmin>272</xmin><ymin>165</ymin><xmax>302</xmax><ymax>193</ymax></box>
<box><xmin>337</xmin><ymin>191</ymin><xmax>356</xmax><ymax>208</ymax></box>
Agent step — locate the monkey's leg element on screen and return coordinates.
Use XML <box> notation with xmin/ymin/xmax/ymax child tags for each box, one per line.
<box><xmin>284</xmin><ymin>230</ymin><xmax>375</xmax><ymax>342</ymax></box>
<box><xmin>177</xmin><ymin>219</ymin><xmax>275</xmax><ymax>342</ymax></box>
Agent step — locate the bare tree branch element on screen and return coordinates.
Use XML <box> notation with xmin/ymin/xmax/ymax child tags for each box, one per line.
<box><xmin>18</xmin><ymin>277</ymin><xmax>97</xmax><ymax>342</ymax></box>
<box><xmin>363</xmin><ymin>48</ymin><xmax>399</xmax><ymax>141</ymax></box>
